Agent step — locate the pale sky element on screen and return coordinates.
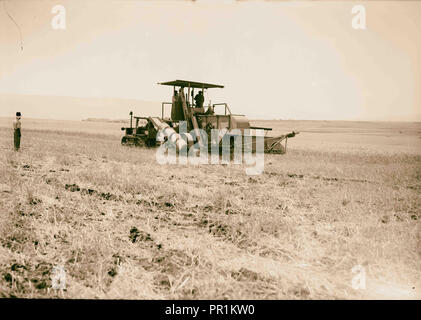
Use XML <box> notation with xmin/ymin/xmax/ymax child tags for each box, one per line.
<box><xmin>0</xmin><ymin>0</ymin><xmax>420</xmax><ymax>121</ymax></box>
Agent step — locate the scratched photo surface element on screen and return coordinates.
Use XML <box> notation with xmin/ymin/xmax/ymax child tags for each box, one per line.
<box><xmin>0</xmin><ymin>0</ymin><xmax>420</xmax><ymax>299</ymax></box>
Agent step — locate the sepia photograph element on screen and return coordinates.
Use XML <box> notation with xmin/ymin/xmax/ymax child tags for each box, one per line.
<box><xmin>0</xmin><ymin>0</ymin><xmax>420</xmax><ymax>307</ymax></box>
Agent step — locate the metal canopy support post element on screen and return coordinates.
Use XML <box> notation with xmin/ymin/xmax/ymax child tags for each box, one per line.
<box><xmin>181</xmin><ymin>92</ymin><xmax>189</xmax><ymax>124</ymax></box>
<box><xmin>187</xmin><ymin>83</ymin><xmax>190</xmax><ymax>107</ymax></box>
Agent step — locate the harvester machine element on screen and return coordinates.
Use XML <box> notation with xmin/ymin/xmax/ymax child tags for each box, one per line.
<box><xmin>121</xmin><ymin>80</ymin><xmax>298</xmax><ymax>154</ymax></box>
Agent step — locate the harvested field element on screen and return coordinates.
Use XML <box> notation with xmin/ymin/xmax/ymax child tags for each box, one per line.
<box><xmin>0</xmin><ymin>118</ymin><xmax>420</xmax><ymax>299</ymax></box>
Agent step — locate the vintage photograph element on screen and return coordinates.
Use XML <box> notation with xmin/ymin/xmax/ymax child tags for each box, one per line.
<box><xmin>0</xmin><ymin>0</ymin><xmax>420</xmax><ymax>301</ymax></box>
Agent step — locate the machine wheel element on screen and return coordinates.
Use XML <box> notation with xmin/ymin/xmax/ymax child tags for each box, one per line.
<box><xmin>146</xmin><ymin>138</ymin><xmax>157</xmax><ymax>147</ymax></box>
<box><xmin>122</xmin><ymin>136</ymin><xmax>138</xmax><ymax>147</ymax></box>
<box><xmin>134</xmin><ymin>138</ymin><xmax>147</xmax><ymax>147</ymax></box>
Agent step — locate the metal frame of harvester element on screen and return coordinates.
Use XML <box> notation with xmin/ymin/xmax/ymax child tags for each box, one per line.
<box><xmin>121</xmin><ymin>80</ymin><xmax>298</xmax><ymax>153</ymax></box>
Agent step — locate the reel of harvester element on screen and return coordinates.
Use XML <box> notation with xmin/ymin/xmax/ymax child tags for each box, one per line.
<box><xmin>263</xmin><ymin>131</ymin><xmax>299</xmax><ymax>154</ymax></box>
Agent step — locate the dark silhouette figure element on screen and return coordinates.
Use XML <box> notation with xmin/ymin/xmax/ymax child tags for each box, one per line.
<box><xmin>13</xmin><ymin>112</ymin><xmax>21</xmax><ymax>151</ymax></box>
<box><xmin>194</xmin><ymin>91</ymin><xmax>204</xmax><ymax>110</ymax></box>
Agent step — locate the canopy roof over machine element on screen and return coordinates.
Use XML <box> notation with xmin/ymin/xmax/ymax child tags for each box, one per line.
<box><xmin>158</xmin><ymin>80</ymin><xmax>224</xmax><ymax>89</ymax></box>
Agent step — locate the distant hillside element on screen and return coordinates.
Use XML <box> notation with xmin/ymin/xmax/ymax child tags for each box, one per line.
<box><xmin>82</xmin><ymin>118</ymin><xmax>127</xmax><ymax>123</ymax></box>
<box><xmin>0</xmin><ymin>94</ymin><xmax>162</xmax><ymax>121</ymax></box>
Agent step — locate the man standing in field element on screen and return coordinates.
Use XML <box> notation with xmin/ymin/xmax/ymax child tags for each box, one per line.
<box><xmin>13</xmin><ymin>112</ymin><xmax>22</xmax><ymax>151</ymax></box>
